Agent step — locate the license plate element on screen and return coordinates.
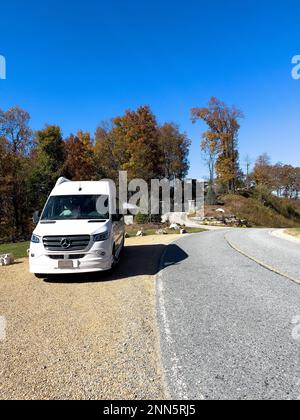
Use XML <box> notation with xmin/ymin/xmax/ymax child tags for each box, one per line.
<box><xmin>58</xmin><ymin>260</ymin><xmax>74</xmax><ymax>269</ymax></box>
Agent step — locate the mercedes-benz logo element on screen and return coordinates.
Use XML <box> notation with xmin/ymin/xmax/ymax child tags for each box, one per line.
<box><xmin>61</xmin><ymin>238</ymin><xmax>71</xmax><ymax>249</ymax></box>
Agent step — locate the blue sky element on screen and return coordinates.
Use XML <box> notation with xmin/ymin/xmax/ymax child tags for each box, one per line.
<box><xmin>0</xmin><ymin>0</ymin><xmax>299</xmax><ymax>179</ymax></box>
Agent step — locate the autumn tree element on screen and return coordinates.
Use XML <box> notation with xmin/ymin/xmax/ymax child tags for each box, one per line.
<box><xmin>158</xmin><ymin>123</ymin><xmax>190</xmax><ymax>179</ymax></box>
<box><xmin>192</xmin><ymin>97</ymin><xmax>243</xmax><ymax>193</ymax></box>
<box><xmin>272</xmin><ymin>163</ymin><xmax>285</xmax><ymax>197</ymax></box>
<box><xmin>111</xmin><ymin>106</ymin><xmax>162</xmax><ymax>182</ymax></box>
<box><xmin>252</xmin><ymin>155</ymin><xmax>300</xmax><ymax>199</ymax></box>
<box><xmin>200</xmin><ymin>135</ymin><xmax>219</xmax><ymax>204</ymax></box>
<box><xmin>200</xmin><ymin>133</ymin><xmax>218</xmax><ymax>186</ymax></box>
<box><xmin>94</xmin><ymin>121</ymin><xmax>122</xmax><ymax>181</ymax></box>
<box><xmin>252</xmin><ymin>154</ymin><xmax>274</xmax><ymax>190</ymax></box>
<box><xmin>0</xmin><ymin>107</ymin><xmax>33</xmax><ymax>238</ymax></box>
<box><xmin>0</xmin><ymin>107</ymin><xmax>33</xmax><ymax>155</ymax></box>
<box><xmin>65</xmin><ymin>131</ymin><xmax>96</xmax><ymax>180</ymax></box>
<box><xmin>95</xmin><ymin>109</ymin><xmax>191</xmax><ymax>184</ymax></box>
<box><xmin>279</xmin><ymin>165</ymin><xmax>300</xmax><ymax>199</ymax></box>
<box><xmin>0</xmin><ymin>137</ymin><xmax>12</xmax><ymax>237</ymax></box>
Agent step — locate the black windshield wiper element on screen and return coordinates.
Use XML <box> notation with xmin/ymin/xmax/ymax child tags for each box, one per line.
<box><xmin>40</xmin><ymin>220</ymin><xmax>57</xmax><ymax>224</ymax></box>
<box><xmin>88</xmin><ymin>219</ymin><xmax>107</xmax><ymax>223</ymax></box>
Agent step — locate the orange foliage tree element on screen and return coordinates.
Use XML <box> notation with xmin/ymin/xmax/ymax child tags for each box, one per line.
<box><xmin>65</xmin><ymin>131</ymin><xmax>97</xmax><ymax>180</ymax></box>
<box><xmin>192</xmin><ymin>97</ymin><xmax>243</xmax><ymax>193</ymax></box>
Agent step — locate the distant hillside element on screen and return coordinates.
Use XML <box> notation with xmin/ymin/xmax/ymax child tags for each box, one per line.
<box><xmin>221</xmin><ymin>190</ymin><xmax>300</xmax><ymax>228</ymax></box>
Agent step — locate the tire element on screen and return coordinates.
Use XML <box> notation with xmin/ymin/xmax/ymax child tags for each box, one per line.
<box><xmin>112</xmin><ymin>244</ymin><xmax>118</xmax><ymax>267</ymax></box>
<box><xmin>109</xmin><ymin>243</ymin><xmax>120</xmax><ymax>273</ymax></box>
<box><xmin>34</xmin><ymin>274</ymin><xmax>45</xmax><ymax>279</ymax></box>
<box><xmin>120</xmin><ymin>235</ymin><xmax>125</xmax><ymax>254</ymax></box>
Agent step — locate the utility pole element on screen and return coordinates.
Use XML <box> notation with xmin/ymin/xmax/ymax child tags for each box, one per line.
<box><xmin>244</xmin><ymin>155</ymin><xmax>252</xmax><ymax>189</ymax></box>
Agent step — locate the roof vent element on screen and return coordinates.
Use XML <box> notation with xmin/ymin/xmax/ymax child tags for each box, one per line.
<box><xmin>56</xmin><ymin>177</ymin><xmax>70</xmax><ymax>186</ymax></box>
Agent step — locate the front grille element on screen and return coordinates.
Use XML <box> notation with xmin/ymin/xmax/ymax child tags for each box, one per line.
<box><xmin>43</xmin><ymin>235</ymin><xmax>90</xmax><ymax>252</ymax></box>
<box><xmin>48</xmin><ymin>254</ymin><xmax>85</xmax><ymax>260</ymax></box>
<box><xmin>48</xmin><ymin>255</ymin><xmax>64</xmax><ymax>260</ymax></box>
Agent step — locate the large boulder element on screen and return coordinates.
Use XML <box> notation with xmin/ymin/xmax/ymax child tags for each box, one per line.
<box><xmin>162</xmin><ymin>213</ymin><xmax>188</xmax><ymax>226</ymax></box>
<box><xmin>0</xmin><ymin>254</ymin><xmax>14</xmax><ymax>266</ymax></box>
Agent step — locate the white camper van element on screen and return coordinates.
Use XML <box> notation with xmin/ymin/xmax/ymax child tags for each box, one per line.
<box><xmin>29</xmin><ymin>178</ymin><xmax>125</xmax><ymax>277</ymax></box>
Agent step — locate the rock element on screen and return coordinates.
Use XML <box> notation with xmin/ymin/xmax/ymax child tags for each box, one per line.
<box><xmin>169</xmin><ymin>223</ymin><xmax>180</xmax><ymax>231</ymax></box>
<box><xmin>124</xmin><ymin>232</ymin><xmax>129</xmax><ymax>239</ymax></box>
<box><xmin>5</xmin><ymin>255</ymin><xmax>13</xmax><ymax>265</ymax></box>
<box><xmin>216</xmin><ymin>208</ymin><xmax>225</xmax><ymax>214</ymax></box>
<box><xmin>162</xmin><ymin>212</ymin><xmax>188</xmax><ymax>226</ymax></box>
<box><xmin>124</xmin><ymin>216</ymin><xmax>134</xmax><ymax>226</ymax></box>
<box><xmin>180</xmin><ymin>229</ymin><xmax>187</xmax><ymax>235</ymax></box>
<box><xmin>156</xmin><ymin>229</ymin><xmax>168</xmax><ymax>235</ymax></box>
<box><xmin>136</xmin><ymin>230</ymin><xmax>144</xmax><ymax>237</ymax></box>
<box><xmin>191</xmin><ymin>217</ymin><xmax>205</xmax><ymax>222</ymax></box>
<box><xmin>0</xmin><ymin>254</ymin><xmax>14</xmax><ymax>266</ymax></box>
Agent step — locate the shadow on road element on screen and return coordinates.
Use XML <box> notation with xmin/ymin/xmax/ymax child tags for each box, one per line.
<box><xmin>43</xmin><ymin>243</ymin><xmax>188</xmax><ymax>284</ymax></box>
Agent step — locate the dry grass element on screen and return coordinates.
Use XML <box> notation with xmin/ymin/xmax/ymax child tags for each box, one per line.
<box><xmin>222</xmin><ymin>194</ymin><xmax>300</xmax><ymax>228</ymax></box>
<box><xmin>0</xmin><ymin>242</ymin><xmax>29</xmax><ymax>259</ymax></box>
<box><xmin>285</xmin><ymin>228</ymin><xmax>300</xmax><ymax>238</ymax></box>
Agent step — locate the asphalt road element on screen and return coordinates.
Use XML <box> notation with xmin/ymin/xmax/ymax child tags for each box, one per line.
<box><xmin>157</xmin><ymin>229</ymin><xmax>300</xmax><ymax>400</ymax></box>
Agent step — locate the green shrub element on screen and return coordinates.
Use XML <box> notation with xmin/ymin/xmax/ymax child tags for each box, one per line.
<box><xmin>134</xmin><ymin>213</ymin><xmax>150</xmax><ymax>224</ymax></box>
<box><xmin>205</xmin><ymin>186</ymin><xmax>218</xmax><ymax>205</ymax></box>
<box><xmin>149</xmin><ymin>214</ymin><xmax>162</xmax><ymax>224</ymax></box>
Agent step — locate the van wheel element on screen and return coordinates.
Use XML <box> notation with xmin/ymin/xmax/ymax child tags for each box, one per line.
<box><xmin>120</xmin><ymin>235</ymin><xmax>125</xmax><ymax>253</ymax></box>
<box><xmin>111</xmin><ymin>244</ymin><xmax>119</xmax><ymax>270</ymax></box>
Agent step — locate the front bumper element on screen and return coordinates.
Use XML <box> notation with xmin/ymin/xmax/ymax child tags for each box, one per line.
<box><xmin>29</xmin><ymin>243</ymin><xmax>113</xmax><ymax>274</ymax></box>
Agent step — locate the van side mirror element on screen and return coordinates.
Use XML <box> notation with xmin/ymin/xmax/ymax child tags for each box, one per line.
<box><xmin>33</xmin><ymin>211</ymin><xmax>41</xmax><ymax>224</ymax></box>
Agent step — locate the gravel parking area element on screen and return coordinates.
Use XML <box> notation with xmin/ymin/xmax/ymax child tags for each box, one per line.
<box><xmin>0</xmin><ymin>235</ymin><xmax>179</xmax><ymax>400</ymax></box>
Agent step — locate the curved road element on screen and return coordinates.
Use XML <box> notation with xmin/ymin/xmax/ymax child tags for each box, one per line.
<box><xmin>157</xmin><ymin>229</ymin><xmax>300</xmax><ymax>400</ymax></box>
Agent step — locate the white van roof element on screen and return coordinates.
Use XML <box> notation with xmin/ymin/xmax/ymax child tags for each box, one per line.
<box><xmin>51</xmin><ymin>178</ymin><xmax>112</xmax><ymax>196</ymax></box>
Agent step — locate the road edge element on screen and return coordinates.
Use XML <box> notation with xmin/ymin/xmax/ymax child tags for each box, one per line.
<box><xmin>225</xmin><ymin>233</ymin><xmax>300</xmax><ymax>286</ymax></box>
<box><xmin>155</xmin><ymin>244</ymin><xmax>174</xmax><ymax>400</ymax></box>
<box><xmin>272</xmin><ymin>229</ymin><xmax>300</xmax><ymax>245</ymax></box>
<box><xmin>155</xmin><ymin>234</ymin><xmax>205</xmax><ymax>401</ymax></box>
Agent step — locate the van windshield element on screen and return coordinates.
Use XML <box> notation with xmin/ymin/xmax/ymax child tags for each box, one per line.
<box><xmin>41</xmin><ymin>195</ymin><xmax>110</xmax><ymax>221</ymax></box>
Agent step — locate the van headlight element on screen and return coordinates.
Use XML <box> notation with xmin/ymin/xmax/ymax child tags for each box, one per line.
<box><xmin>93</xmin><ymin>232</ymin><xmax>110</xmax><ymax>242</ymax></box>
<box><xmin>31</xmin><ymin>234</ymin><xmax>41</xmax><ymax>244</ymax></box>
